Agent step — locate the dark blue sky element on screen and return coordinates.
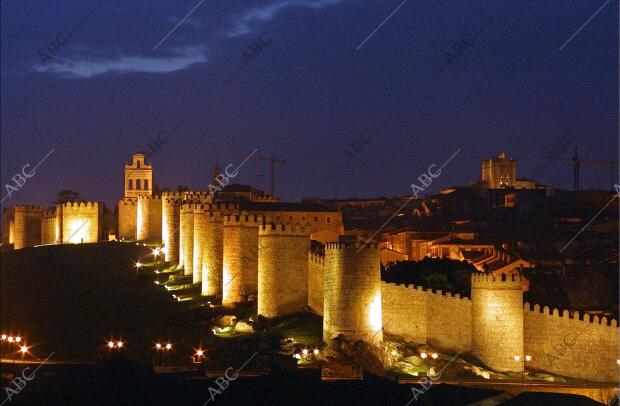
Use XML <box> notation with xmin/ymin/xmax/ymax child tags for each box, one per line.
<box><xmin>2</xmin><ymin>0</ymin><xmax>618</xmax><ymax>209</ymax></box>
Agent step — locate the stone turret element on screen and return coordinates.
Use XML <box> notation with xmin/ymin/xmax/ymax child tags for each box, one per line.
<box><xmin>200</xmin><ymin>209</ymin><xmax>224</xmax><ymax>298</ymax></box>
<box><xmin>180</xmin><ymin>203</ymin><xmax>196</xmax><ymax>276</ymax></box>
<box><xmin>323</xmin><ymin>239</ymin><xmax>382</xmax><ymax>345</ymax></box>
<box><xmin>13</xmin><ymin>205</ymin><xmax>42</xmax><ymax>249</ymax></box>
<box><xmin>257</xmin><ymin>221</ymin><xmax>311</xmax><ymax>318</ymax></box>
<box><xmin>222</xmin><ymin>212</ymin><xmax>260</xmax><ymax>306</ymax></box>
<box><xmin>471</xmin><ymin>272</ymin><xmax>523</xmax><ymax>372</ymax></box>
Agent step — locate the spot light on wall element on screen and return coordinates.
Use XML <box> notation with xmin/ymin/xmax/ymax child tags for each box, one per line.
<box><xmin>368</xmin><ymin>293</ymin><xmax>382</xmax><ymax>334</ymax></box>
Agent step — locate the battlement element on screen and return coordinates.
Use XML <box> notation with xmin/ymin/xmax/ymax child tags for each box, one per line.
<box><xmin>325</xmin><ymin>240</ymin><xmax>378</xmax><ymax>251</ymax></box>
<box><xmin>471</xmin><ymin>271</ymin><xmax>522</xmax><ymax>289</ymax></box>
<box><xmin>309</xmin><ymin>252</ymin><xmax>325</xmax><ymax>265</ymax></box>
<box><xmin>259</xmin><ymin>222</ymin><xmax>311</xmax><ymax>236</ymax></box>
<box><xmin>42</xmin><ymin>209</ymin><xmax>57</xmax><ymax>219</ymax></box>
<box><xmin>382</xmin><ymin>280</ymin><xmax>471</xmax><ymax>301</ymax></box>
<box><xmin>224</xmin><ymin>212</ymin><xmax>262</xmax><ymax>227</ymax></box>
<box><xmin>524</xmin><ymin>302</ymin><xmax>618</xmax><ymax>328</ymax></box>
<box><xmin>137</xmin><ymin>194</ymin><xmax>161</xmax><ymax>201</ymax></box>
<box><xmin>119</xmin><ymin>198</ymin><xmax>137</xmax><ymax>206</ymax></box>
<box><xmin>180</xmin><ymin>202</ymin><xmax>200</xmax><ymax>212</ymax></box>
<box><xmin>14</xmin><ymin>205</ymin><xmax>43</xmax><ymax>212</ymax></box>
<box><xmin>61</xmin><ymin>201</ymin><xmax>100</xmax><ymax>208</ymax></box>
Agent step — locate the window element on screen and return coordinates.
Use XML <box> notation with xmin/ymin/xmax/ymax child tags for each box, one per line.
<box><xmin>327</xmin><ymin>216</ymin><xmax>331</xmax><ymax>224</ymax></box>
<box><xmin>136</xmin><ymin>179</ymin><xmax>141</xmax><ymax>190</ymax></box>
<box><xmin>288</xmin><ymin>216</ymin><xmax>292</xmax><ymax>221</ymax></box>
<box><xmin>128</xmin><ymin>179</ymin><xmax>133</xmax><ymax>190</ymax></box>
<box><xmin>314</xmin><ymin>216</ymin><xmax>318</xmax><ymax>222</ymax></box>
<box><xmin>301</xmin><ymin>217</ymin><xmax>305</xmax><ymax>221</ymax></box>
<box><xmin>276</xmin><ymin>216</ymin><xmax>280</xmax><ymax>221</ymax></box>
<box><xmin>136</xmin><ymin>160</ymin><xmax>141</xmax><ymax>168</ymax></box>
<box><xmin>144</xmin><ymin>179</ymin><xmax>149</xmax><ymax>190</ymax></box>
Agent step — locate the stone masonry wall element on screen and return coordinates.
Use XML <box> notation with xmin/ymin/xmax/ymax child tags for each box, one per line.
<box><xmin>524</xmin><ymin>304</ymin><xmax>619</xmax><ymax>382</ymax></box>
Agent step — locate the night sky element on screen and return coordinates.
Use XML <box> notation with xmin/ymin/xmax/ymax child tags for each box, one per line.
<box><xmin>2</xmin><ymin>0</ymin><xmax>618</xmax><ymax>210</ymax></box>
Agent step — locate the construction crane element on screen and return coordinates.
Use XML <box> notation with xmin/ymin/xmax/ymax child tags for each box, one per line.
<box><xmin>217</xmin><ymin>150</ymin><xmax>286</xmax><ymax>197</ymax></box>
<box><xmin>571</xmin><ymin>147</ymin><xmax>618</xmax><ymax>191</ymax></box>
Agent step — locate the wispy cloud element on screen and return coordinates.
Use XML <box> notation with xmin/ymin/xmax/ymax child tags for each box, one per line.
<box><xmin>228</xmin><ymin>0</ymin><xmax>341</xmax><ymax>36</ymax></box>
<box><xmin>38</xmin><ymin>46</ymin><xmax>208</xmax><ymax>78</ymax></box>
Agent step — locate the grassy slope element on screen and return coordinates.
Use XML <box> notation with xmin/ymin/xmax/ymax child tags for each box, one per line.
<box><xmin>0</xmin><ymin>242</ymin><xmax>195</xmax><ymax>362</ymax></box>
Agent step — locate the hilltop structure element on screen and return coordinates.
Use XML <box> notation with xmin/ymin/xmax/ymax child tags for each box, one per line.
<box><xmin>1</xmin><ymin>152</ymin><xmax>617</xmax><ymax>383</ymax></box>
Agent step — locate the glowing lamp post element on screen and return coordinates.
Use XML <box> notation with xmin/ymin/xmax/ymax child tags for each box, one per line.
<box><xmin>514</xmin><ymin>355</ymin><xmax>532</xmax><ymax>385</ymax></box>
<box><xmin>135</xmin><ymin>262</ymin><xmax>142</xmax><ymax>271</ymax></box>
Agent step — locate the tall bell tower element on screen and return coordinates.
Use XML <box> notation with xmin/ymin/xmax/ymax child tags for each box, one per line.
<box><xmin>124</xmin><ymin>153</ymin><xmax>153</xmax><ymax>198</ymax></box>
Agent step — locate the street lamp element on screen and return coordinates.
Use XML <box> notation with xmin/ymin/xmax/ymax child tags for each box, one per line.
<box><xmin>514</xmin><ymin>355</ymin><xmax>532</xmax><ymax>385</ymax></box>
<box><xmin>108</xmin><ymin>341</ymin><xmax>115</xmax><ymax>349</ymax></box>
<box><xmin>135</xmin><ymin>262</ymin><xmax>142</xmax><ymax>270</ymax></box>
<box><xmin>15</xmin><ymin>337</ymin><xmax>22</xmax><ymax>343</ymax></box>
<box><xmin>116</xmin><ymin>341</ymin><xmax>123</xmax><ymax>348</ymax></box>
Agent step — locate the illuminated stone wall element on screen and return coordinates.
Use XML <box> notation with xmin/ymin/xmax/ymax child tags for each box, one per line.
<box><xmin>222</xmin><ymin>213</ymin><xmax>260</xmax><ymax>305</ymax></box>
<box><xmin>524</xmin><ymin>304</ymin><xmax>619</xmax><ymax>382</ymax></box>
<box><xmin>201</xmin><ymin>210</ymin><xmax>223</xmax><ymax>297</ymax></box>
<box><xmin>257</xmin><ymin>222</ymin><xmax>311</xmax><ymax>318</ymax></box>
<box><xmin>60</xmin><ymin>201</ymin><xmax>102</xmax><ymax>244</ymax></box>
<box><xmin>2</xmin><ymin>207</ymin><xmax>15</xmax><ymax>245</ymax></box>
<box><xmin>193</xmin><ymin>205</ymin><xmax>208</xmax><ymax>284</ymax></box>
<box><xmin>13</xmin><ymin>205</ymin><xmax>42</xmax><ymax>249</ymax></box>
<box><xmin>118</xmin><ymin>198</ymin><xmax>137</xmax><ymax>239</ymax></box>
<box><xmin>41</xmin><ymin>209</ymin><xmax>57</xmax><ymax>244</ymax></box>
<box><xmin>148</xmin><ymin>195</ymin><xmax>162</xmax><ymax>241</ymax></box>
<box><xmin>308</xmin><ymin>253</ymin><xmax>325</xmax><ymax>316</ymax></box>
<box><xmin>180</xmin><ymin>203</ymin><xmax>195</xmax><ymax>276</ymax></box>
<box><xmin>381</xmin><ymin>283</ymin><xmax>429</xmax><ymax>344</ymax></box>
<box><xmin>471</xmin><ymin>272</ymin><xmax>523</xmax><ymax>372</ymax></box>
<box><xmin>161</xmin><ymin>192</ymin><xmax>183</xmax><ymax>262</ymax></box>
<box><xmin>136</xmin><ymin>196</ymin><xmax>150</xmax><ymax>241</ymax></box>
<box><xmin>323</xmin><ymin>241</ymin><xmax>382</xmax><ymax>345</ymax></box>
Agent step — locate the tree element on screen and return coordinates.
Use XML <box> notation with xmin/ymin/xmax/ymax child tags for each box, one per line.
<box><xmin>54</xmin><ymin>190</ymin><xmax>80</xmax><ymax>205</ymax></box>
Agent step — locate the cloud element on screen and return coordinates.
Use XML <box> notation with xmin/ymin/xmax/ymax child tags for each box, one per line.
<box><xmin>37</xmin><ymin>46</ymin><xmax>208</xmax><ymax>78</ymax></box>
<box><xmin>229</xmin><ymin>0</ymin><xmax>341</xmax><ymax>36</ymax></box>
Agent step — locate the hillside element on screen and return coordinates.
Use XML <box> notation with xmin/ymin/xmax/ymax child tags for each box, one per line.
<box><xmin>0</xmin><ymin>242</ymin><xmax>197</xmax><ymax>362</ymax></box>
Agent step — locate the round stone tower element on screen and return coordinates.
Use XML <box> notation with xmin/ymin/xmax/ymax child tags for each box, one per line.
<box><xmin>193</xmin><ymin>204</ymin><xmax>208</xmax><ymax>284</ymax></box>
<box><xmin>136</xmin><ymin>196</ymin><xmax>150</xmax><ymax>241</ymax></box>
<box><xmin>258</xmin><ymin>221</ymin><xmax>311</xmax><ymax>318</ymax></box>
<box><xmin>13</xmin><ymin>205</ymin><xmax>43</xmax><ymax>250</ymax></box>
<box><xmin>471</xmin><ymin>272</ymin><xmax>524</xmax><ymax>372</ymax></box>
<box><xmin>201</xmin><ymin>210</ymin><xmax>223</xmax><ymax>297</ymax></box>
<box><xmin>161</xmin><ymin>192</ymin><xmax>181</xmax><ymax>263</ymax></box>
<box><xmin>180</xmin><ymin>203</ymin><xmax>195</xmax><ymax>276</ymax></box>
<box><xmin>222</xmin><ymin>212</ymin><xmax>260</xmax><ymax>306</ymax></box>
<box><xmin>323</xmin><ymin>240</ymin><xmax>382</xmax><ymax>345</ymax></box>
